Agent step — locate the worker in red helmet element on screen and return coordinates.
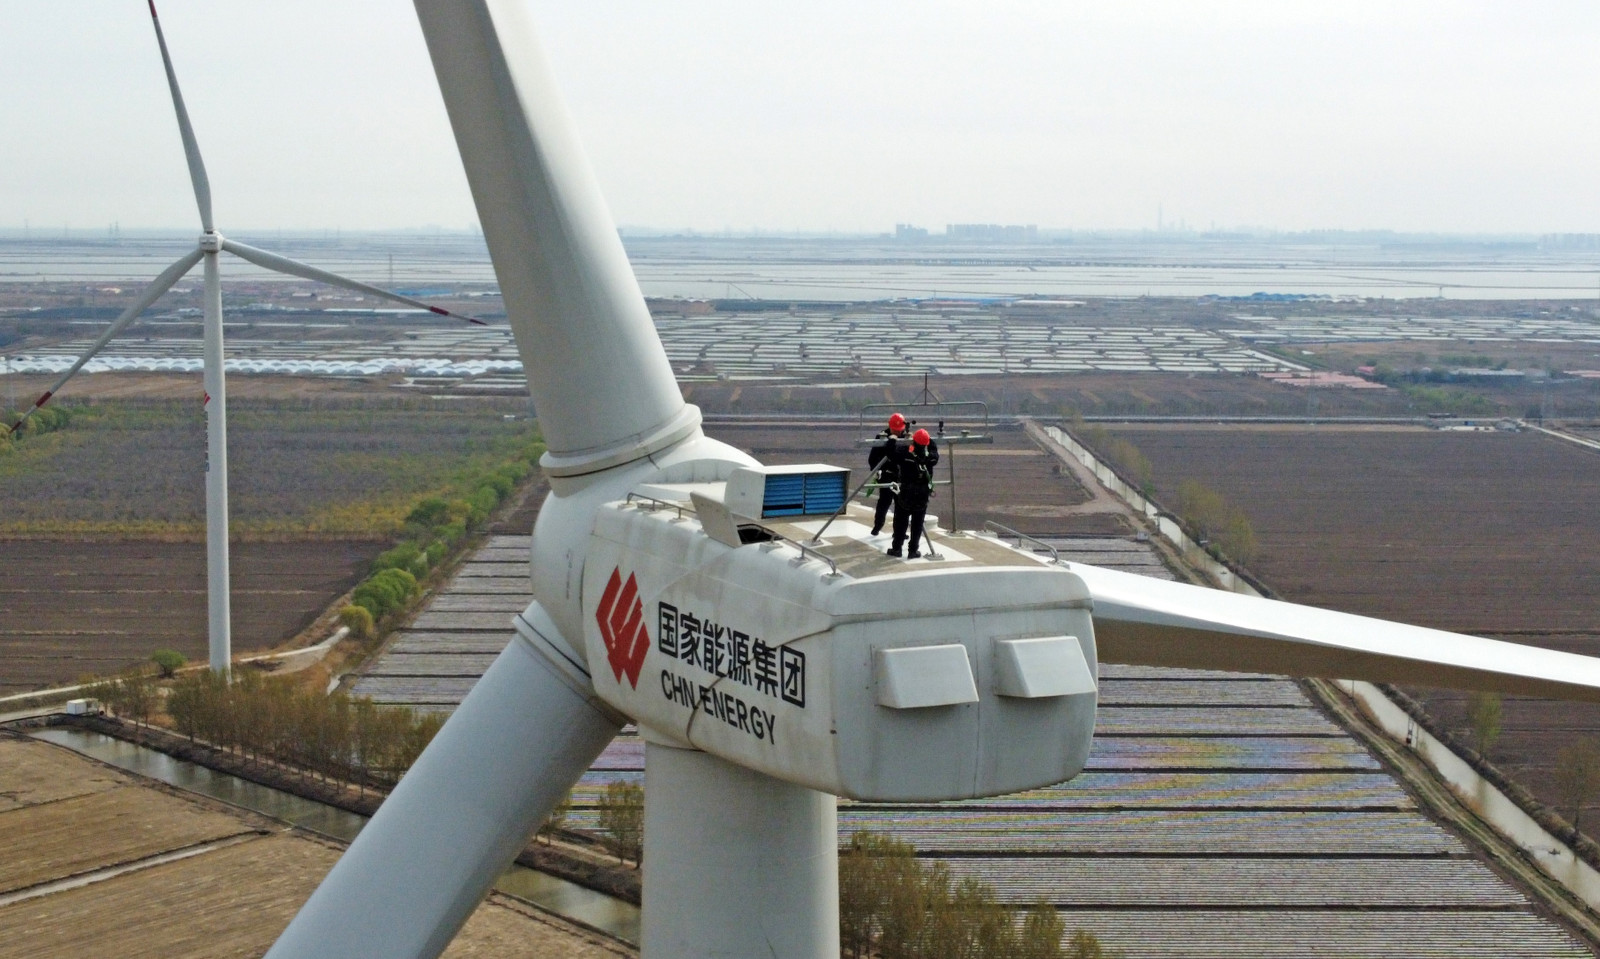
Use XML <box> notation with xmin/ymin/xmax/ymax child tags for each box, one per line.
<box><xmin>867</xmin><ymin>412</ymin><xmax>909</xmax><ymax>536</ymax></box>
<box><xmin>888</xmin><ymin>427</ymin><xmax>939</xmax><ymax>559</ymax></box>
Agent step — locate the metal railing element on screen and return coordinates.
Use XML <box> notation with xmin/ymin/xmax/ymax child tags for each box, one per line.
<box><xmin>626</xmin><ymin>492</ymin><xmax>839</xmax><ymax>577</ymax></box>
<box><xmin>983</xmin><ymin>521</ymin><xmax>1066</xmax><ymax>567</ymax></box>
<box><xmin>624</xmin><ymin>491</ymin><xmax>689</xmax><ymax>519</ymax></box>
<box><xmin>767</xmin><ymin>533</ymin><xmax>840</xmax><ymax>577</ymax></box>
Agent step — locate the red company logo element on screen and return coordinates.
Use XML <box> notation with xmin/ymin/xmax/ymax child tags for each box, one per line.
<box><xmin>596</xmin><ymin>567</ymin><xmax>648</xmax><ymax>689</ymax></box>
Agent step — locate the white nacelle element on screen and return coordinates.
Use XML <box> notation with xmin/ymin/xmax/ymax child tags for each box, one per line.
<box><xmin>580</xmin><ymin>487</ymin><xmax>1099</xmax><ymax>802</ymax></box>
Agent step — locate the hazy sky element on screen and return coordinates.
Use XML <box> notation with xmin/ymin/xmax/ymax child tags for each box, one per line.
<box><xmin>8</xmin><ymin>1</ymin><xmax>1600</xmax><ymax>235</ymax></box>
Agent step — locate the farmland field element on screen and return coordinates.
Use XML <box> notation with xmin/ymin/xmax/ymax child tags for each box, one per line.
<box><xmin>0</xmin><ymin>397</ymin><xmax>538</xmax><ymax>536</ymax></box>
<box><xmin>1103</xmin><ymin>422</ymin><xmax>1600</xmax><ymax>822</ymax></box>
<box><xmin>0</xmin><ymin>397</ymin><xmax>541</xmax><ymax>692</ymax></box>
<box><xmin>0</xmin><ymin>540</ymin><xmax>374</xmax><ymax>693</ymax></box>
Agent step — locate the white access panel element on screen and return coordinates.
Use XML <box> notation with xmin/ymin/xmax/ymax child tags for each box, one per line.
<box><xmin>994</xmin><ymin>636</ymin><xmax>1097</xmax><ymax>699</ymax></box>
<box><xmin>876</xmin><ymin>645</ymin><xmax>980</xmax><ymax>708</ymax></box>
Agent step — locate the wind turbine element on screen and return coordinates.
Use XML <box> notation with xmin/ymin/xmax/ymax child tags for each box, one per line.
<box><xmin>5</xmin><ymin>2</ymin><xmax>485</xmax><ymax>675</ymax></box>
<box><xmin>256</xmin><ymin>3</ymin><xmax>1600</xmax><ymax>958</ymax></box>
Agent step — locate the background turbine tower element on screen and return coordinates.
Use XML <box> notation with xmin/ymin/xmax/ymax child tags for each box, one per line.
<box><xmin>150</xmin><ymin>0</ymin><xmax>234</xmax><ymax>673</ymax></box>
<box><xmin>6</xmin><ymin>2</ymin><xmax>487</xmax><ymax>675</ymax></box>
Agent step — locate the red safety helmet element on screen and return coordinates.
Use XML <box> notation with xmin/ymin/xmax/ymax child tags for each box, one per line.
<box><xmin>888</xmin><ymin>412</ymin><xmax>906</xmax><ymax>433</ymax></box>
<box><xmin>913</xmin><ymin>428</ymin><xmax>931</xmax><ymax>446</ymax></box>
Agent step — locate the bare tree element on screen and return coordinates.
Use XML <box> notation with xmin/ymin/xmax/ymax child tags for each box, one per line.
<box><xmin>1557</xmin><ymin>737</ymin><xmax>1600</xmax><ymax>831</ymax></box>
<box><xmin>538</xmin><ymin>790</ymin><xmax>572</xmax><ymax>844</ymax></box>
<box><xmin>1468</xmin><ymin>691</ymin><xmax>1503</xmax><ymax>758</ymax></box>
<box><xmin>596</xmin><ymin>780</ymin><xmax>644</xmax><ymax>867</ymax></box>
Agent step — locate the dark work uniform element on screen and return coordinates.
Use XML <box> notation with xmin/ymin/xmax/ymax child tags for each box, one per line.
<box><xmin>890</xmin><ymin>439</ymin><xmax>939</xmax><ymax>558</ymax></box>
<box><xmin>867</xmin><ymin>431</ymin><xmax>905</xmax><ymax>536</ymax></box>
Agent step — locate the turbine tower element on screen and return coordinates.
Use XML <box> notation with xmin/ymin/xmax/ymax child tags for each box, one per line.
<box><xmin>6</xmin><ymin>2</ymin><xmax>485</xmax><ymax>674</ymax></box>
<box><xmin>259</xmin><ymin>3</ymin><xmax>1600</xmax><ymax>959</ymax></box>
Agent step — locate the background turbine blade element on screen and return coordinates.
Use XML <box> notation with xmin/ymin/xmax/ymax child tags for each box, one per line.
<box><xmin>5</xmin><ymin>249</ymin><xmax>202</xmax><ymax>435</ymax></box>
<box><xmin>265</xmin><ymin>629</ymin><xmax>621</xmax><ymax>959</ymax></box>
<box><xmin>220</xmin><ymin>239</ymin><xmax>487</xmax><ymax>325</ymax></box>
<box><xmin>147</xmin><ymin>2</ymin><xmax>213</xmax><ymax>232</ymax></box>
<box><xmin>1078</xmin><ymin>563</ymin><xmax>1600</xmax><ymax>702</ymax></box>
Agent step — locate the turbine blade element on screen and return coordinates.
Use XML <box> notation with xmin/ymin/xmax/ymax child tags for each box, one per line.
<box><xmin>265</xmin><ymin>617</ymin><xmax>621</xmax><ymax>959</ymax></box>
<box><xmin>1077</xmin><ymin>563</ymin><xmax>1600</xmax><ymax>702</ymax></box>
<box><xmin>5</xmin><ymin>249</ymin><xmax>202</xmax><ymax>435</ymax></box>
<box><xmin>220</xmin><ymin>239</ymin><xmax>487</xmax><ymax>325</ymax></box>
<box><xmin>147</xmin><ymin>1</ymin><xmax>213</xmax><ymax>232</ymax></box>
<box><xmin>414</xmin><ymin>0</ymin><xmax>698</xmax><ymax>475</ymax></box>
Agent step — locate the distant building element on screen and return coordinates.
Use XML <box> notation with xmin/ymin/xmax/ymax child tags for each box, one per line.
<box><xmin>945</xmin><ymin>223</ymin><xmax>1039</xmax><ymax>243</ymax></box>
<box><xmin>1540</xmin><ymin>233</ymin><xmax>1600</xmax><ymax>251</ymax></box>
<box><xmin>894</xmin><ymin>224</ymin><xmax>929</xmax><ymax>240</ymax></box>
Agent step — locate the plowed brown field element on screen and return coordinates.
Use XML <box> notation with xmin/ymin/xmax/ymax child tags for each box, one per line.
<box><xmin>1109</xmin><ymin>422</ymin><xmax>1600</xmax><ymax>822</ymax></box>
<box><xmin>0</xmin><ymin>540</ymin><xmax>375</xmax><ymax>693</ymax></box>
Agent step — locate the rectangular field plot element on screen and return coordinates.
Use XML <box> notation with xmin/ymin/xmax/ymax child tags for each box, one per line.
<box><xmin>361</xmin><ymin>653</ymin><xmax>500</xmax><ymax>677</ymax></box>
<box><xmin>1095</xmin><ymin>706</ymin><xmax>1344</xmax><ymax>736</ymax></box>
<box><xmin>1098</xmin><ymin>679</ymin><xmax>1311</xmax><ymax>708</ymax></box>
<box><xmin>1099</xmin><ymin>664</ymin><xmax>1280</xmax><ymax>680</ymax></box>
<box><xmin>407</xmin><ymin>611</ymin><xmax>518</xmax><ymax>631</ymax></box>
<box><xmin>1085</xmin><ymin>736</ymin><xmax>1380</xmax><ymax>771</ymax></box>
<box><xmin>941</xmin><ymin>857</ymin><xmax>1526</xmax><ymax>908</ymax></box>
<box><xmin>423</xmin><ymin>595</ymin><xmax>529</xmax><ymax>613</ymax></box>
<box><xmin>0</xmin><ymin>830</ymin><xmax>605</xmax><ymax>959</ymax></box>
<box><xmin>348</xmin><ymin>675</ymin><xmax>482</xmax><ymax>706</ymax></box>
<box><xmin>471</xmin><ymin>548</ymin><xmax>532</xmax><ymax>564</ymax></box>
<box><xmin>932</xmin><ymin>772</ymin><xmax>1412</xmax><ymax>811</ymax></box>
<box><xmin>0</xmin><ymin>786</ymin><xmax>254</xmax><ymax>894</ymax></box>
<box><xmin>452</xmin><ymin>563</ymin><xmax>533</xmax><ymax>578</ymax></box>
<box><xmin>832</xmin><ymin>809</ymin><xmax>1465</xmax><ymax>855</ymax></box>
<box><xmin>0</xmin><ymin>739</ymin><xmax>126</xmax><ymax>812</ymax></box>
<box><xmin>1056</xmin><ymin>910</ymin><xmax>1591</xmax><ymax>959</ymax></box>
<box><xmin>442</xmin><ymin>578</ymin><xmax>533</xmax><ymax>595</ymax></box>
<box><xmin>384</xmin><ymin>631</ymin><xmax>510</xmax><ymax>655</ymax></box>
<box><xmin>0</xmin><ymin>540</ymin><xmax>377</xmax><ymax>692</ymax></box>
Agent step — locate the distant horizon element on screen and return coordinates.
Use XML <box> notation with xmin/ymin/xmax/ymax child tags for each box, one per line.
<box><xmin>3</xmin><ymin>224</ymin><xmax>1599</xmax><ymax>244</ymax></box>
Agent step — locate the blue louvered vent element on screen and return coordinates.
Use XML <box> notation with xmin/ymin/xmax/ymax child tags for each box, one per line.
<box><xmin>802</xmin><ymin>471</ymin><xmax>847</xmax><ymax>515</ymax></box>
<box><xmin>762</xmin><ymin>474</ymin><xmax>808</xmax><ymax>516</ymax></box>
<box><xmin>760</xmin><ymin>471</ymin><xmax>847</xmax><ymax>518</ymax></box>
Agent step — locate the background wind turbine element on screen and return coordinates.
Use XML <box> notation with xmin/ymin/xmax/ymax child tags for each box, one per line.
<box><xmin>261</xmin><ymin>3</ymin><xmax>1600</xmax><ymax>959</ymax></box>
<box><xmin>5</xmin><ymin>1</ymin><xmax>486</xmax><ymax>674</ymax></box>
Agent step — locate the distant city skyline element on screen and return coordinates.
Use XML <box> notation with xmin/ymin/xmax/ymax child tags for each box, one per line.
<box><xmin>8</xmin><ymin>2</ymin><xmax>1600</xmax><ymax>236</ymax></box>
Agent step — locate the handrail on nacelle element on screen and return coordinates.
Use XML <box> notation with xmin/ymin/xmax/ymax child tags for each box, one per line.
<box><xmin>626</xmin><ymin>492</ymin><xmax>840</xmax><ymax>577</ymax></box>
<box><xmin>983</xmin><ymin>521</ymin><xmax>1067</xmax><ymax>568</ymax></box>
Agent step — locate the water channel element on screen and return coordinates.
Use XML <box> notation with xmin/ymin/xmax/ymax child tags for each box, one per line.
<box><xmin>29</xmin><ymin>727</ymin><xmax>640</xmax><ymax>945</ymax></box>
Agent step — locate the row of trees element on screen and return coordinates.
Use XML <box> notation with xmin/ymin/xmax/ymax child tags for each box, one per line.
<box><xmin>1065</xmin><ymin>418</ymin><xmax>1262</xmax><ymax>567</ymax></box>
<box><xmin>1069</xmin><ymin>418</ymin><xmax>1153</xmax><ymax>489</ymax></box>
<box><xmin>157</xmin><ymin>669</ymin><xmax>444</xmax><ymax>794</ymax></box>
<box><xmin>1174</xmin><ymin>479</ymin><xmax>1258</xmax><ymax>564</ymax></box>
<box><xmin>337</xmin><ymin>452</ymin><xmax>540</xmax><ymax>638</ymax></box>
<box><xmin>83</xmin><ymin>672</ymin><xmax>162</xmax><ymax>727</ymax></box>
<box><xmin>0</xmin><ymin>401</ymin><xmax>84</xmax><ymax>441</ymax></box>
<box><xmin>596</xmin><ymin>780</ymin><xmax>644</xmax><ymax>866</ymax></box>
<box><xmin>840</xmin><ymin>832</ymin><xmax>1118</xmax><ymax>959</ymax></box>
